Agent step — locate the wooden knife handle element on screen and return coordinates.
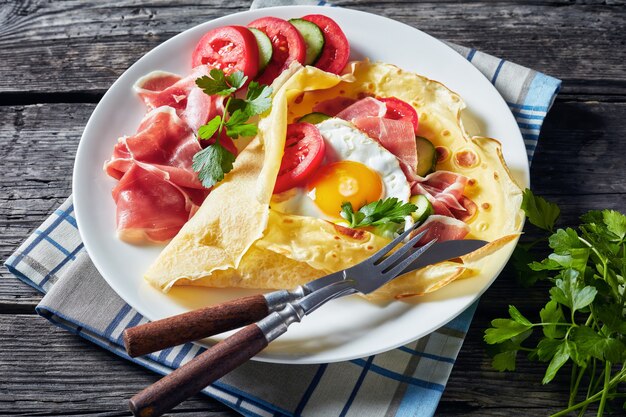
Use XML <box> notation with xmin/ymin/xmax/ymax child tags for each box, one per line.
<box><xmin>123</xmin><ymin>294</ymin><xmax>269</xmax><ymax>357</ymax></box>
<box><xmin>129</xmin><ymin>323</ymin><xmax>268</xmax><ymax>417</ymax></box>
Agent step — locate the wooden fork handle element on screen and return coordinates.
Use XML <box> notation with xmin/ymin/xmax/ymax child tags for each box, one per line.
<box><xmin>123</xmin><ymin>294</ymin><xmax>269</xmax><ymax>357</ymax></box>
<box><xmin>129</xmin><ymin>323</ymin><xmax>267</xmax><ymax>417</ymax></box>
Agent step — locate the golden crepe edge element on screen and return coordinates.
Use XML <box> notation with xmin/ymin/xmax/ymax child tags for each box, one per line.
<box><xmin>145</xmin><ymin>60</ymin><xmax>524</xmax><ymax>300</ymax></box>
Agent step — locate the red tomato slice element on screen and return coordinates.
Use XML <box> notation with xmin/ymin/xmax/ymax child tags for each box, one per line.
<box><xmin>378</xmin><ymin>97</ymin><xmax>419</xmax><ymax>134</ymax></box>
<box><xmin>192</xmin><ymin>26</ymin><xmax>259</xmax><ymax>79</ymax></box>
<box><xmin>248</xmin><ymin>17</ymin><xmax>306</xmax><ymax>85</ymax></box>
<box><xmin>274</xmin><ymin>123</ymin><xmax>326</xmax><ymax>194</ymax></box>
<box><xmin>301</xmin><ymin>14</ymin><xmax>350</xmax><ymax>74</ymax></box>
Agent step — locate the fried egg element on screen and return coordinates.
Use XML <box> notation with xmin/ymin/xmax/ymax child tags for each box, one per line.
<box><xmin>272</xmin><ymin>118</ymin><xmax>411</xmax><ymax>220</ymax></box>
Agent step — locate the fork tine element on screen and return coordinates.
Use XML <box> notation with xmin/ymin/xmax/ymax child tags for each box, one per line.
<box><xmin>376</xmin><ymin>229</ymin><xmax>429</xmax><ymax>270</ymax></box>
<box><xmin>382</xmin><ymin>238</ymin><xmax>438</xmax><ymax>278</ymax></box>
<box><xmin>368</xmin><ymin>221</ymin><xmax>421</xmax><ymax>264</ymax></box>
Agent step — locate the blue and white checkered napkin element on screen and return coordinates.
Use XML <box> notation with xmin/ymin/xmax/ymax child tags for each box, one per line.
<box><xmin>5</xmin><ymin>2</ymin><xmax>561</xmax><ymax>416</ymax></box>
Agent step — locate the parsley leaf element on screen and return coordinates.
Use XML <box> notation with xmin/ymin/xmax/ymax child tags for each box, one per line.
<box><xmin>229</xmin><ymin>81</ymin><xmax>273</xmax><ymax>117</ymax></box>
<box><xmin>340</xmin><ymin>198</ymin><xmax>417</xmax><ymax>228</ymax></box>
<box><xmin>572</xmin><ymin>326</ymin><xmax>626</xmax><ymax>363</ymax></box>
<box><xmin>543</xmin><ymin>341</ymin><xmax>572</xmax><ymax>384</ymax></box>
<box><xmin>508</xmin><ymin>305</ymin><xmax>532</xmax><ymax>326</ymax></box>
<box><xmin>539</xmin><ymin>300</ymin><xmax>566</xmax><ymax>339</ymax></box>
<box><xmin>195</xmin><ymin>69</ymin><xmax>247</xmax><ymax>96</ymax></box>
<box><xmin>489</xmin><ymin>329</ymin><xmax>532</xmax><ymax>371</ymax></box>
<box><xmin>226</xmin><ymin>71</ymin><xmax>247</xmax><ymax>91</ymax></box>
<box><xmin>226</xmin><ymin>122</ymin><xmax>258</xmax><ymax>139</ymax></box>
<box><xmin>192</xmin><ymin>143</ymin><xmax>236</xmax><ymax>188</ymax></box>
<box><xmin>511</xmin><ymin>245</ymin><xmax>548</xmax><ymax>286</ymax></box>
<box><xmin>198</xmin><ymin>115</ymin><xmax>222</xmax><ymax>140</ymax></box>
<box><xmin>549</xmin><ymin>228</ymin><xmax>584</xmax><ymax>253</ymax></box>
<box><xmin>603</xmin><ymin>209</ymin><xmax>626</xmax><ymax>241</ymax></box>
<box><xmin>244</xmin><ymin>81</ymin><xmax>273</xmax><ymax>115</ymax></box>
<box><xmin>521</xmin><ymin>188</ymin><xmax>560</xmax><ymax>232</ymax></box>
<box><xmin>484</xmin><ymin>318</ymin><xmax>532</xmax><ymax>344</ymax></box>
<box><xmin>549</xmin><ymin>269</ymin><xmax>597</xmax><ymax>313</ymax></box>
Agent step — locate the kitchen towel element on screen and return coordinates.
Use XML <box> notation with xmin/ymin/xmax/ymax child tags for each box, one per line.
<box><xmin>5</xmin><ymin>2</ymin><xmax>561</xmax><ymax>416</ymax></box>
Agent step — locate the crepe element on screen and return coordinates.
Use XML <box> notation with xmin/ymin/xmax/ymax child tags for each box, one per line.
<box><xmin>145</xmin><ymin>61</ymin><xmax>524</xmax><ymax>299</ymax></box>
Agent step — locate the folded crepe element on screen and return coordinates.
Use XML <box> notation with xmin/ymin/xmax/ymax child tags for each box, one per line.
<box><xmin>145</xmin><ymin>61</ymin><xmax>524</xmax><ymax>300</ymax></box>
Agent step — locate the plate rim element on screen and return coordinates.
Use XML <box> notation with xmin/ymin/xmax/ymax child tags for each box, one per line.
<box><xmin>73</xmin><ymin>5</ymin><xmax>529</xmax><ymax>364</ymax></box>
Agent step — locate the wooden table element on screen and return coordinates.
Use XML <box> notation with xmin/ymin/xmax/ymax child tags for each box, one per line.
<box><xmin>1</xmin><ymin>1</ymin><xmax>625</xmax><ymax>415</ymax></box>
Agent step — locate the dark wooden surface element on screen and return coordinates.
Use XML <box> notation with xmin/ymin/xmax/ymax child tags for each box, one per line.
<box><xmin>1</xmin><ymin>1</ymin><xmax>625</xmax><ymax>416</ymax></box>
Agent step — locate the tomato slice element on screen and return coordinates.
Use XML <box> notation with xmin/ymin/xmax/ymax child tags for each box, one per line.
<box><xmin>378</xmin><ymin>97</ymin><xmax>419</xmax><ymax>134</ymax></box>
<box><xmin>192</xmin><ymin>26</ymin><xmax>259</xmax><ymax>79</ymax></box>
<box><xmin>301</xmin><ymin>14</ymin><xmax>350</xmax><ymax>74</ymax></box>
<box><xmin>274</xmin><ymin>123</ymin><xmax>326</xmax><ymax>194</ymax></box>
<box><xmin>248</xmin><ymin>17</ymin><xmax>306</xmax><ymax>85</ymax></box>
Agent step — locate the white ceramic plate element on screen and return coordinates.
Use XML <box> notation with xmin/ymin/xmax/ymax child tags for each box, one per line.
<box><xmin>73</xmin><ymin>6</ymin><xmax>529</xmax><ymax>364</ymax></box>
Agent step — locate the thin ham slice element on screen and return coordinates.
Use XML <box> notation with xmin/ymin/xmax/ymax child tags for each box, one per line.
<box><xmin>104</xmin><ymin>106</ymin><xmax>211</xmax><ymax>243</ymax></box>
<box><xmin>112</xmin><ymin>164</ymin><xmax>206</xmax><ymax>244</ymax></box>
<box><xmin>182</xmin><ymin>86</ymin><xmax>223</xmax><ymax>133</ymax></box>
<box><xmin>133</xmin><ymin>67</ymin><xmax>210</xmax><ymax>111</ymax></box>
<box><xmin>352</xmin><ymin>116</ymin><xmax>418</xmax><ymax>180</ymax></box>
<box><xmin>412</xmin><ymin>171</ymin><xmax>475</xmax><ymax>220</ymax></box>
<box><xmin>133</xmin><ymin>69</ymin><xmax>236</xmax><ymax>155</ymax></box>
<box><xmin>336</xmin><ymin>97</ymin><xmax>386</xmax><ymax>120</ymax></box>
<box><xmin>105</xmin><ymin>106</ymin><xmax>204</xmax><ymax>190</ymax></box>
<box><xmin>413</xmin><ymin>215</ymin><xmax>470</xmax><ymax>246</ymax></box>
<box><xmin>449</xmin><ymin>196</ymin><xmax>478</xmax><ymax>222</ymax></box>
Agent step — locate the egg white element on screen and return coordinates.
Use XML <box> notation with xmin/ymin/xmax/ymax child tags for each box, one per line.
<box><xmin>272</xmin><ymin>118</ymin><xmax>411</xmax><ymax>220</ymax></box>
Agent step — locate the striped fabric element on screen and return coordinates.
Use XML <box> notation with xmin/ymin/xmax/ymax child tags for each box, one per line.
<box><xmin>5</xmin><ymin>2</ymin><xmax>560</xmax><ymax>416</ymax></box>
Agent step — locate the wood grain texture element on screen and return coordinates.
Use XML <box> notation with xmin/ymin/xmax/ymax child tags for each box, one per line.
<box><xmin>1</xmin><ymin>0</ymin><xmax>625</xmax><ymax>416</ymax></box>
<box><xmin>0</xmin><ymin>1</ymin><xmax>625</xmax><ymax>97</ymax></box>
<box><xmin>130</xmin><ymin>324</ymin><xmax>268</xmax><ymax>417</ymax></box>
<box><xmin>124</xmin><ymin>294</ymin><xmax>270</xmax><ymax>357</ymax></box>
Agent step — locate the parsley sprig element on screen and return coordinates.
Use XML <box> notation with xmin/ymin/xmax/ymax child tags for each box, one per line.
<box><xmin>340</xmin><ymin>198</ymin><xmax>417</xmax><ymax>237</ymax></box>
<box><xmin>485</xmin><ymin>189</ymin><xmax>626</xmax><ymax>416</ymax></box>
<box><xmin>192</xmin><ymin>69</ymin><xmax>273</xmax><ymax>188</ymax></box>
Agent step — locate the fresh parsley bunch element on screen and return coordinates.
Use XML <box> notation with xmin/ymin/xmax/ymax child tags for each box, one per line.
<box><xmin>192</xmin><ymin>69</ymin><xmax>272</xmax><ymax>188</ymax></box>
<box><xmin>341</xmin><ymin>198</ymin><xmax>417</xmax><ymax>237</ymax></box>
<box><xmin>485</xmin><ymin>189</ymin><xmax>626</xmax><ymax>416</ymax></box>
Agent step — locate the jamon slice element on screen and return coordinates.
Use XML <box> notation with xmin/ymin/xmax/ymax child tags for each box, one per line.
<box><xmin>413</xmin><ymin>215</ymin><xmax>470</xmax><ymax>246</ymax></box>
<box><xmin>105</xmin><ymin>106</ymin><xmax>204</xmax><ymax>189</ymax></box>
<box><xmin>336</xmin><ymin>96</ymin><xmax>386</xmax><ymax>120</ymax></box>
<box><xmin>352</xmin><ymin>116</ymin><xmax>418</xmax><ymax>180</ymax></box>
<box><xmin>112</xmin><ymin>164</ymin><xmax>207</xmax><ymax>244</ymax></box>
<box><xmin>413</xmin><ymin>171</ymin><xmax>477</xmax><ymax>221</ymax></box>
<box><xmin>133</xmin><ymin>66</ymin><xmax>211</xmax><ymax>110</ymax></box>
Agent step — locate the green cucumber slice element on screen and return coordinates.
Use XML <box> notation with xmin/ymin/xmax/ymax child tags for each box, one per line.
<box><xmin>297</xmin><ymin>112</ymin><xmax>331</xmax><ymax>124</ymax></box>
<box><xmin>409</xmin><ymin>194</ymin><xmax>434</xmax><ymax>223</ymax></box>
<box><xmin>289</xmin><ymin>18</ymin><xmax>325</xmax><ymax>65</ymax></box>
<box><xmin>249</xmin><ymin>27</ymin><xmax>273</xmax><ymax>71</ymax></box>
<box><xmin>415</xmin><ymin>136</ymin><xmax>437</xmax><ymax>177</ymax></box>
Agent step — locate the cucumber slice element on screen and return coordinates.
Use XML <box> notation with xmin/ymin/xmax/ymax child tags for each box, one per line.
<box><xmin>249</xmin><ymin>27</ymin><xmax>273</xmax><ymax>71</ymax></box>
<box><xmin>298</xmin><ymin>112</ymin><xmax>331</xmax><ymax>124</ymax></box>
<box><xmin>409</xmin><ymin>194</ymin><xmax>434</xmax><ymax>223</ymax></box>
<box><xmin>415</xmin><ymin>136</ymin><xmax>437</xmax><ymax>177</ymax></box>
<box><xmin>289</xmin><ymin>18</ymin><xmax>325</xmax><ymax>65</ymax></box>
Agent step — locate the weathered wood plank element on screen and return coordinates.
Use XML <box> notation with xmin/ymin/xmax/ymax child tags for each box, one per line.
<box><xmin>0</xmin><ymin>315</ymin><xmax>236</xmax><ymax>416</ymax></box>
<box><xmin>0</xmin><ymin>1</ymin><xmax>624</xmax><ymax>97</ymax></box>
<box><xmin>0</xmin><ymin>313</ymin><xmax>600</xmax><ymax>416</ymax></box>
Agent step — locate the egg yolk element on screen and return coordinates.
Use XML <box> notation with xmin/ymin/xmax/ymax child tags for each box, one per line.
<box><xmin>307</xmin><ymin>161</ymin><xmax>383</xmax><ymax>217</ymax></box>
